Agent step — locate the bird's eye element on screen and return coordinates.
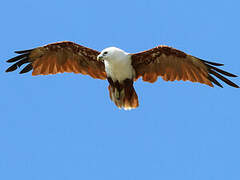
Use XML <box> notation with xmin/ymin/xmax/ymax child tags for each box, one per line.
<box><xmin>103</xmin><ymin>52</ymin><xmax>108</xmax><ymax>55</ymax></box>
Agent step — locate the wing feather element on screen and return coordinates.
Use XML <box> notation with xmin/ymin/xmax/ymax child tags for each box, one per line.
<box><xmin>19</xmin><ymin>64</ymin><xmax>33</xmax><ymax>74</ymax></box>
<box><xmin>6</xmin><ymin>41</ymin><xmax>106</xmax><ymax>80</ymax></box>
<box><xmin>131</xmin><ymin>45</ymin><xmax>239</xmax><ymax>88</ymax></box>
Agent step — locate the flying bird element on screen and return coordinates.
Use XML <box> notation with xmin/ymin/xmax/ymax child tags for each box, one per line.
<box><xmin>5</xmin><ymin>41</ymin><xmax>239</xmax><ymax>110</ymax></box>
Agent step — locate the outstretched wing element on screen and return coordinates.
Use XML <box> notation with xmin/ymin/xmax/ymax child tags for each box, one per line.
<box><xmin>6</xmin><ymin>41</ymin><xmax>106</xmax><ymax>79</ymax></box>
<box><xmin>131</xmin><ymin>45</ymin><xmax>239</xmax><ymax>88</ymax></box>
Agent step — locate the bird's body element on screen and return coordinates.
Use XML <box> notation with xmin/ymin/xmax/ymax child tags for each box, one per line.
<box><xmin>100</xmin><ymin>47</ymin><xmax>135</xmax><ymax>82</ymax></box>
<box><xmin>5</xmin><ymin>41</ymin><xmax>239</xmax><ymax>110</ymax></box>
<box><xmin>98</xmin><ymin>47</ymin><xmax>138</xmax><ymax>109</ymax></box>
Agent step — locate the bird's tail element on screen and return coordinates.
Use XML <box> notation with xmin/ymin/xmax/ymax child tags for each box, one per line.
<box><xmin>108</xmin><ymin>79</ymin><xmax>139</xmax><ymax>110</ymax></box>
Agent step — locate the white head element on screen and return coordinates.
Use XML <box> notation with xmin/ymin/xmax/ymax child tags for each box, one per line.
<box><xmin>97</xmin><ymin>47</ymin><xmax>129</xmax><ymax>62</ymax></box>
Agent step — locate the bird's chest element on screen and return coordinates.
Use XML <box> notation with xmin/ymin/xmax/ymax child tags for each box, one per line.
<box><xmin>104</xmin><ymin>59</ymin><xmax>134</xmax><ymax>82</ymax></box>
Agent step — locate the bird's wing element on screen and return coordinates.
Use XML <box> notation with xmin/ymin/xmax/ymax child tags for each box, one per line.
<box><xmin>131</xmin><ymin>45</ymin><xmax>239</xmax><ymax>88</ymax></box>
<box><xmin>6</xmin><ymin>41</ymin><xmax>106</xmax><ymax>79</ymax></box>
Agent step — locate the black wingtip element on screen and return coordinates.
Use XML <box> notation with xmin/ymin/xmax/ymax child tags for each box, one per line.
<box><xmin>209</xmin><ymin>70</ymin><xmax>239</xmax><ymax>88</ymax></box>
<box><xmin>202</xmin><ymin>60</ymin><xmax>224</xmax><ymax>66</ymax></box>
<box><xmin>14</xmin><ymin>49</ymin><xmax>34</xmax><ymax>54</ymax></box>
<box><xmin>6</xmin><ymin>49</ymin><xmax>32</xmax><ymax>73</ymax></box>
<box><xmin>6</xmin><ymin>54</ymin><xmax>27</xmax><ymax>63</ymax></box>
<box><xmin>6</xmin><ymin>64</ymin><xmax>17</xmax><ymax>72</ymax></box>
<box><xmin>19</xmin><ymin>64</ymin><xmax>33</xmax><ymax>74</ymax></box>
<box><xmin>206</xmin><ymin>64</ymin><xmax>238</xmax><ymax>77</ymax></box>
<box><xmin>200</xmin><ymin>58</ymin><xmax>239</xmax><ymax>88</ymax></box>
<box><xmin>208</xmin><ymin>74</ymin><xmax>223</xmax><ymax>88</ymax></box>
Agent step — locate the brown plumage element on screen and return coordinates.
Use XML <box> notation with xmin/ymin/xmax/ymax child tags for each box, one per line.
<box><xmin>107</xmin><ymin>78</ymin><xmax>139</xmax><ymax>110</ymax></box>
<box><xmin>131</xmin><ymin>45</ymin><xmax>239</xmax><ymax>88</ymax></box>
<box><xmin>5</xmin><ymin>41</ymin><xmax>239</xmax><ymax>110</ymax></box>
<box><xmin>6</xmin><ymin>41</ymin><xmax>106</xmax><ymax>79</ymax></box>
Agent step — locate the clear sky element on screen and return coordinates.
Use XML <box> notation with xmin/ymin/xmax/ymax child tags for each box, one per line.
<box><xmin>1</xmin><ymin>0</ymin><xmax>240</xmax><ymax>180</ymax></box>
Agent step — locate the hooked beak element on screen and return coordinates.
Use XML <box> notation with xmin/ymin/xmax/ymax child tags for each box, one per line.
<box><xmin>97</xmin><ymin>54</ymin><xmax>104</xmax><ymax>62</ymax></box>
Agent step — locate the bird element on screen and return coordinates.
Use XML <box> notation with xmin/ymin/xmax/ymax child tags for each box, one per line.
<box><xmin>5</xmin><ymin>41</ymin><xmax>239</xmax><ymax>110</ymax></box>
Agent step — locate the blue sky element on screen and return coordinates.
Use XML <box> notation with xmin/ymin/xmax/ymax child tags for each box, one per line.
<box><xmin>1</xmin><ymin>0</ymin><xmax>240</xmax><ymax>179</ymax></box>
